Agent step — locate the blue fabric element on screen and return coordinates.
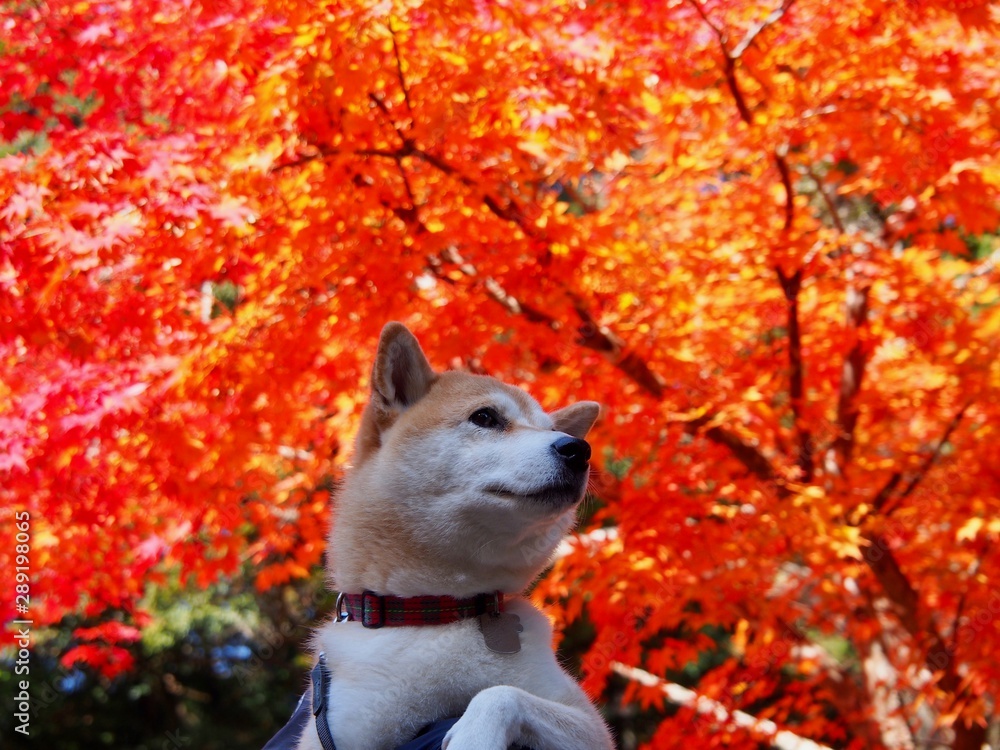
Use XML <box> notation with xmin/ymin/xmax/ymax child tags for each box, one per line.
<box><xmin>399</xmin><ymin>718</ymin><xmax>461</xmax><ymax>749</ymax></box>
<box><xmin>261</xmin><ymin>690</ymin><xmax>311</xmax><ymax>750</ymax></box>
<box><xmin>260</xmin><ymin>686</ymin><xmax>461</xmax><ymax>750</ymax></box>
<box><xmin>260</xmin><ymin>696</ymin><xmax>531</xmax><ymax>750</ymax></box>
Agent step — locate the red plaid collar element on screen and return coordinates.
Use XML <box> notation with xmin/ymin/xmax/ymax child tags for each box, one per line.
<box><xmin>336</xmin><ymin>590</ymin><xmax>504</xmax><ymax>628</ymax></box>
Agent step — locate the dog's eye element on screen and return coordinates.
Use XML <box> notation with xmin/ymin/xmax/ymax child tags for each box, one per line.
<box><xmin>469</xmin><ymin>407</ymin><xmax>503</xmax><ymax>429</ymax></box>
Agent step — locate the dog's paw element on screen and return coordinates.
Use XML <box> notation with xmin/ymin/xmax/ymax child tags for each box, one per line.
<box><xmin>442</xmin><ymin>721</ymin><xmax>503</xmax><ymax>750</ymax></box>
<box><xmin>442</xmin><ymin>686</ymin><xmax>521</xmax><ymax>750</ymax></box>
<box><xmin>442</xmin><ymin>723</ymin><xmax>508</xmax><ymax>750</ymax></box>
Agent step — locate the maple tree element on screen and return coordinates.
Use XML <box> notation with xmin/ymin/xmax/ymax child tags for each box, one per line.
<box><xmin>3</xmin><ymin>0</ymin><xmax>1000</xmax><ymax>747</ymax></box>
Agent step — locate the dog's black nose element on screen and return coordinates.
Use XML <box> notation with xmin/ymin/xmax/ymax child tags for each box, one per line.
<box><xmin>552</xmin><ymin>436</ymin><xmax>591</xmax><ymax>473</ymax></box>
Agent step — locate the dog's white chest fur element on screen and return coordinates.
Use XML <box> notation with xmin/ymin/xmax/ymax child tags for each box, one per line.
<box><xmin>296</xmin><ymin>323</ymin><xmax>613</xmax><ymax>750</ymax></box>
<box><xmin>311</xmin><ymin>600</ymin><xmax>586</xmax><ymax>750</ymax></box>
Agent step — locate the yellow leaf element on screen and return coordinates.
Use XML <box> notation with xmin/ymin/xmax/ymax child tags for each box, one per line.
<box><xmin>641</xmin><ymin>91</ymin><xmax>662</xmax><ymax>115</ymax></box>
<box><xmin>957</xmin><ymin>517</ymin><xmax>984</xmax><ymax>543</ymax></box>
<box><xmin>732</xmin><ymin>619</ymin><xmax>749</xmax><ymax>655</ymax></box>
<box><xmin>518</xmin><ymin>140</ymin><xmax>549</xmax><ymax>159</ymax></box>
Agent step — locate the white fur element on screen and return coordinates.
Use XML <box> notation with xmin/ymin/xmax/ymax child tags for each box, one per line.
<box><xmin>297</xmin><ymin>323</ymin><xmax>613</xmax><ymax>750</ymax></box>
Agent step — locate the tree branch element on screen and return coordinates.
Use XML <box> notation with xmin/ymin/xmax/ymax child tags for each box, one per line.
<box><xmin>730</xmin><ymin>0</ymin><xmax>797</xmax><ymax>59</ymax></box>
<box><xmin>689</xmin><ymin>0</ymin><xmax>794</xmax><ymax>128</ymax></box>
<box><xmin>724</xmin><ymin>55</ymin><xmax>756</xmax><ymax>126</ymax></box>
<box><xmin>805</xmin><ymin>165</ymin><xmax>846</xmax><ymax>234</ymax></box>
<box><xmin>482</xmin><ymin>276</ymin><xmax>561</xmax><ymax>327</ymax></box>
<box><xmin>687</xmin><ymin>0</ymin><xmax>753</xmax><ymax>124</ymax></box>
<box><xmin>774</xmin><ymin>148</ymin><xmax>795</xmax><ymax>232</ymax></box>
<box><xmin>566</xmin><ymin>291</ymin><xmax>667</xmax><ymax>398</ymax></box>
<box><xmin>874</xmin><ymin>400</ymin><xmax>972</xmax><ymax>516</ymax></box>
<box><xmin>687</xmin><ymin>0</ymin><xmax>728</xmax><ymax>46</ymax></box>
<box><xmin>827</xmin><ymin>284</ymin><xmax>871</xmax><ymax>477</ymax></box>
<box><xmin>890</xmin><ymin>400</ymin><xmax>972</xmax><ymax>508</ymax></box>
<box><xmin>611</xmin><ymin>661</ymin><xmax>835</xmax><ymax>750</ymax></box>
<box><xmin>777</xmin><ymin>267</ymin><xmax>812</xmax><ymax>480</ymax></box>
<box><xmin>386</xmin><ymin>20</ymin><xmax>414</xmax><ymax>119</ymax></box>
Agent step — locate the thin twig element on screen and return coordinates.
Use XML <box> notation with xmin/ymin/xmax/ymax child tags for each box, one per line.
<box><xmin>687</xmin><ymin>0</ymin><xmax>728</xmax><ymax>46</ymax></box>
<box><xmin>774</xmin><ymin>149</ymin><xmax>795</xmax><ymax>231</ymax></box>
<box><xmin>881</xmin><ymin>400</ymin><xmax>973</xmax><ymax>516</ymax></box>
<box><xmin>387</xmin><ymin>20</ymin><xmax>414</xmax><ymax>118</ymax></box>
<box><xmin>731</xmin><ymin>0</ymin><xmax>797</xmax><ymax>59</ymax></box>
<box><xmin>805</xmin><ymin>165</ymin><xmax>846</xmax><ymax>234</ymax></box>
<box><xmin>776</xmin><ymin>266</ymin><xmax>812</xmax><ymax>479</ymax></box>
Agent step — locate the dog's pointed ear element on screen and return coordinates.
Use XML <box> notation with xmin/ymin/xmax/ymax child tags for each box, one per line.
<box><xmin>354</xmin><ymin>323</ymin><xmax>437</xmax><ymax>463</ymax></box>
<box><xmin>371</xmin><ymin>322</ymin><xmax>436</xmax><ymax>411</ymax></box>
<box><xmin>550</xmin><ymin>401</ymin><xmax>600</xmax><ymax>439</ymax></box>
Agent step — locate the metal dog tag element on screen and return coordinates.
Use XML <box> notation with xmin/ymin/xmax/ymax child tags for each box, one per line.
<box><xmin>478</xmin><ymin>613</ymin><xmax>523</xmax><ymax>654</ymax></box>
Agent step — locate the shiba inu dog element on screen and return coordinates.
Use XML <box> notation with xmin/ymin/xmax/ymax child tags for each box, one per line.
<box><xmin>297</xmin><ymin>323</ymin><xmax>614</xmax><ymax>750</ymax></box>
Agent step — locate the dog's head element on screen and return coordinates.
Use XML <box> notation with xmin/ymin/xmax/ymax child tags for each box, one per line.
<box><xmin>330</xmin><ymin>322</ymin><xmax>600</xmax><ymax>597</ymax></box>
